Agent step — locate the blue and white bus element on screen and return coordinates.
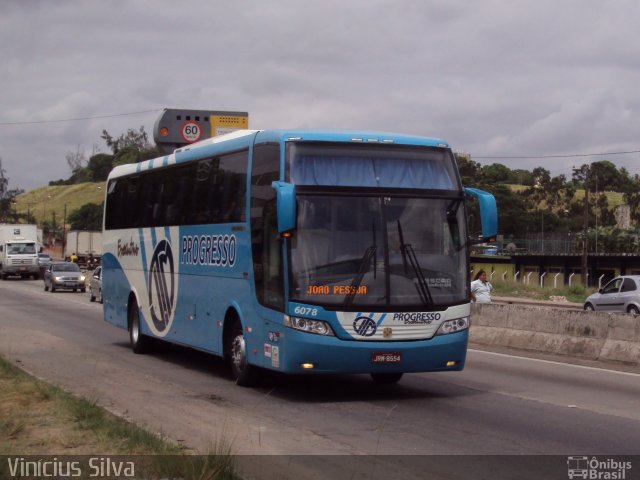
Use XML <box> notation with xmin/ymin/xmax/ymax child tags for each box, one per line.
<box><xmin>102</xmin><ymin>129</ymin><xmax>497</xmax><ymax>386</ymax></box>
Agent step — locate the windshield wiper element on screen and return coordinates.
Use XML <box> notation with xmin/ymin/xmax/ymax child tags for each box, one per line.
<box><xmin>446</xmin><ymin>197</ymin><xmax>463</xmax><ymax>220</ymax></box>
<box><xmin>342</xmin><ymin>245</ymin><xmax>377</xmax><ymax>310</ymax></box>
<box><xmin>445</xmin><ymin>197</ymin><xmax>465</xmax><ymax>251</ymax></box>
<box><xmin>397</xmin><ymin>220</ymin><xmax>433</xmax><ymax>306</ymax></box>
<box><xmin>371</xmin><ymin>218</ymin><xmax>377</xmax><ymax>280</ymax></box>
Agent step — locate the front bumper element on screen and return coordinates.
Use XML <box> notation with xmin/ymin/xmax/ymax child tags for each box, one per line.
<box><xmin>51</xmin><ymin>279</ymin><xmax>85</xmax><ymax>290</ymax></box>
<box><xmin>254</xmin><ymin>327</ymin><xmax>468</xmax><ymax>374</ymax></box>
<box><xmin>4</xmin><ymin>265</ymin><xmax>39</xmax><ymax>274</ymax></box>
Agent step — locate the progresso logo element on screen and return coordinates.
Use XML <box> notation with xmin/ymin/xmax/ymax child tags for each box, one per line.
<box><xmin>353</xmin><ymin>316</ymin><xmax>377</xmax><ymax>337</ymax></box>
<box><xmin>148</xmin><ymin>239</ymin><xmax>175</xmax><ymax>333</ymax></box>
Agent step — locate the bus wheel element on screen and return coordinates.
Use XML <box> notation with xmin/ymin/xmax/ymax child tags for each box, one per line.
<box><xmin>371</xmin><ymin>373</ymin><xmax>403</xmax><ymax>384</ymax></box>
<box><xmin>129</xmin><ymin>300</ymin><xmax>152</xmax><ymax>354</ymax></box>
<box><xmin>228</xmin><ymin>321</ymin><xmax>258</xmax><ymax>387</ymax></box>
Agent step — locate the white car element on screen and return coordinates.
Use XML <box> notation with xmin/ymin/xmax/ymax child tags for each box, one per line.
<box><xmin>89</xmin><ymin>266</ymin><xmax>103</xmax><ymax>303</ymax></box>
<box><xmin>583</xmin><ymin>276</ymin><xmax>640</xmax><ymax>314</ymax></box>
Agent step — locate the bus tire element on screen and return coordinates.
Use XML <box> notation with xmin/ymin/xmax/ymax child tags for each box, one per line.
<box><xmin>228</xmin><ymin>320</ymin><xmax>258</xmax><ymax>387</ymax></box>
<box><xmin>371</xmin><ymin>373</ymin><xmax>403</xmax><ymax>384</ymax></box>
<box><xmin>129</xmin><ymin>300</ymin><xmax>152</xmax><ymax>354</ymax></box>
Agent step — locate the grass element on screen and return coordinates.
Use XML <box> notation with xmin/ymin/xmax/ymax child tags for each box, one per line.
<box><xmin>0</xmin><ymin>355</ymin><xmax>239</xmax><ymax>479</ymax></box>
<box><xmin>492</xmin><ymin>281</ymin><xmax>597</xmax><ymax>304</ymax></box>
<box><xmin>13</xmin><ymin>182</ymin><xmax>106</xmax><ymax>225</ymax></box>
<box><xmin>505</xmin><ymin>184</ymin><xmax>625</xmax><ymax>209</ymax></box>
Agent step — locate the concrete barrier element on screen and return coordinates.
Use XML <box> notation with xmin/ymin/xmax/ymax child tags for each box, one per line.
<box><xmin>470</xmin><ymin>303</ymin><xmax>640</xmax><ymax>366</ymax></box>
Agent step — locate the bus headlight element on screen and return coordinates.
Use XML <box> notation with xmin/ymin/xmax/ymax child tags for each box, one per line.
<box><xmin>284</xmin><ymin>315</ymin><xmax>335</xmax><ymax>336</ymax></box>
<box><xmin>436</xmin><ymin>317</ymin><xmax>470</xmax><ymax>335</ymax></box>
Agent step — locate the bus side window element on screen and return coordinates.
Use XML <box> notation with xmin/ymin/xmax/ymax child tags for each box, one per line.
<box><xmin>251</xmin><ymin>143</ymin><xmax>283</xmax><ymax>310</ymax></box>
<box><xmin>218</xmin><ymin>151</ymin><xmax>247</xmax><ymax>223</ymax></box>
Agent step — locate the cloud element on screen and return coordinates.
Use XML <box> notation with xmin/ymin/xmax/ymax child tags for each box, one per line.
<box><xmin>2</xmin><ymin>0</ymin><xmax>640</xmax><ymax>189</ymax></box>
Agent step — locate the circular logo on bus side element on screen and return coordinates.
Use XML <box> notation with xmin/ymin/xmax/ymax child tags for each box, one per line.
<box><xmin>148</xmin><ymin>240</ymin><xmax>175</xmax><ymax>333</ymax></box>
<box><xmin>353</xmin><ymin>316</ymin><xmax>377</xmax><ymax>337</ymax></box>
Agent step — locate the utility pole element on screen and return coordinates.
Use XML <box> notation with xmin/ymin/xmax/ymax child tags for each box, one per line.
<box><xmin>581</xmin><ymin>170</ymin><xmax>589</xmax><ymax>287</ymax></box>
<box><xmin>62</xmin><ymin>204</ymin><xmax>67</xmax><ymax>259</ymax></box>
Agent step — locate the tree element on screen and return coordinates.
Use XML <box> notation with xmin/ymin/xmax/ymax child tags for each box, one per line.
<box><xmin>68</xmin><ymin>203</ymin><xmax>103</xmax><ymax>231</ymax></box>
<box><xmin>481</xmin><ymin>163</ymin><xmax>511</xmax><ymax>184</ymax></box>
<box><xmin>66</xmin><ymin>145</ymin><xmax>86</xmax><ymax>172</ymax></box>
<box><xmin>589</xmin><ymin>160</ymin><xmax>626</xmax><ymax>192</ymax></box>
<box><xmin>101</xmin><ymin>126</ymin><xmax>150</xmax><ymax>154</ymax></box>
<box><xmin>622</xmin><ymin>174</ymin><xmax>640</xmax><ymax>225</ymax></box>
<box><xmin>455</xmin><ymin>154</ymin><xmax>482</xmax><ymax>184</ymax></box>
<box><xmin>86</xmin><ymin>153</ymin><xmax>114</xmax><ymax>181</ymax></box>
<box><xmin>508</xmin><ymin>169</ymin><xmax>535</xmax><ymax>186</ymax></box>
<box><xmin>0</xmin><ymin>157</ymin><xmax>24</xmax><ymax>223</ymax></box>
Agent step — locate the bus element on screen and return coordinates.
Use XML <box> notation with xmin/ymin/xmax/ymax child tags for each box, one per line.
<box><xmin>101</xmin><ymin>129</ymin><xmax>497</xmax><ymax>386</ymax></box>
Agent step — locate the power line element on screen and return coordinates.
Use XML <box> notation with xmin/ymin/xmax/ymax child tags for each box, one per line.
<box><xmin>0</xmin><ymin>109</ymin><xmax>161</xmax><ymax>126</ymax></box>
<box><xmin>474</xmin><ymin>150</ymin><xmax>640</xmax><ymax>160</ymax></box>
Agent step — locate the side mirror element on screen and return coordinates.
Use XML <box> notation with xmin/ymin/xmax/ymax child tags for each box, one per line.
<box><xmin>464</xmin><ymin>187</ymin><xmax>498</xmax><ymax>244</ymax></box>
<box><xmin>271</xmin><ymin>181</ymin><xmax>296</xmax><ymax>233</ymax></box>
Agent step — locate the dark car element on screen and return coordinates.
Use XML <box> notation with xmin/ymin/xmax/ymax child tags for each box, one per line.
<box><xmin>583</xmin><ymin>275</ymin><xmax>640</xmax><ymax>314</ymax></box>
<box><xmin>89</xmin><ymin>266</ymin><xmax>102</xmax><ymax>303</ymax></box>
<box><xmin>43</xmin><ymin>262</ymin><xmax>86</xmax><ymax>293</ymax></box>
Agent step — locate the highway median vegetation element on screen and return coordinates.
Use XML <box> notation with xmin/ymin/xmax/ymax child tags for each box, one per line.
<box><xmin>492</xmin><ymin>281</ymin><xmax>595</xmax><ymax>304</ymax></box>
<box><xmin>0</xmin><ymin>355</ymin><xmax>239</xmax><ymax>479</ymax></box>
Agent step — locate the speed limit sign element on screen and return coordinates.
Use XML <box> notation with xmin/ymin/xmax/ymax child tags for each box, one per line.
<box><xmin>181</xmin><ymin>121</ymin><xmax>202</xmax><ymax>143</ymax></box>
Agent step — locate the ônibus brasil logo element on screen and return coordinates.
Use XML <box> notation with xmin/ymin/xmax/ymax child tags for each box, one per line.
<box><xmin>148</xmin><ymin>240</ymin><xmax>175</xmax><ymax>333</ymax></box>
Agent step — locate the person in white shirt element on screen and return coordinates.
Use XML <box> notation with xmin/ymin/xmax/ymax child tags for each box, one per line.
<box><xmin>470</xmin><ymin>269</ymin><xmax>492</xmax><ymax>303</ymax></box>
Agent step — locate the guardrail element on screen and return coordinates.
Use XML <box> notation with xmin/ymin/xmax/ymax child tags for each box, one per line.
<box><xmin>491</xmin><ymin>296</ymin><xmax>582</xmax><ymax>311</ymax></box>
<box><xmin>470</xmin><ymin>303</ymin><xmax>640</xmax><ymax>366</ymax></box>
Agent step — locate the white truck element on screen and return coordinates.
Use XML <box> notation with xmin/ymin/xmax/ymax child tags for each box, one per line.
<box><xmin>0</xmin><ymin>224</ymin><xmax>40</xmax><ymax>280</ymax></box>
<box><xmin>64</xmin><ymin>230</ymin><xmax>102</xmax><ymax>266</ymax></box>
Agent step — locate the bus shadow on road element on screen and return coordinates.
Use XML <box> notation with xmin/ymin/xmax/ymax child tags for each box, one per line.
<box><xmin>260</xmin><ymin>372</ymin><xmax>482</xmax><ymax>403</ymax></box>
<box><xmin>113</xmin><ymin>341</ymin><xmax>481</xmax><ymax>403</ymax></box>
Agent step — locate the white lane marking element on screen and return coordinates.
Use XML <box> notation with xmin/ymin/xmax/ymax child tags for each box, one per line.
<box><xmin>469</xmin><ymin>348</ymin><xmax>640</xmax><ymax>377</ymax></box>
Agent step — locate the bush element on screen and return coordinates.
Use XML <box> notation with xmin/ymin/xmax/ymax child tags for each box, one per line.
<box><xmin>567</xmin><ymin>284</ymin><xmax>586</xmax><ymax>296</ymax></box>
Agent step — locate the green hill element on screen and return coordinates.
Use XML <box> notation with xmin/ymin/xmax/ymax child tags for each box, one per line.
<box><xmin>506</xmin><ymin>184</ymin><xmax>625</xmax><ymax>209</ymax></box>
<box><xmin>13</xmin><ymin>182</ymin><xmax>107</xmax><ymax>225</ymax></box>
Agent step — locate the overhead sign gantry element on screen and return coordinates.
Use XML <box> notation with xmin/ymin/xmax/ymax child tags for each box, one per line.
<box><xmin>153</xmin><ymin>108</ymin><xmax>249</xmax><ymax>154</ymax></box>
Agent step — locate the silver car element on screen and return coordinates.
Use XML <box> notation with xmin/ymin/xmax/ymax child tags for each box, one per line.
<box><xmin>43</xmin><ymin>262</ymin><xmax>86</xmax><ymax>293</ymax></box>
<box><xmin>38</xmin><ymin>253</ymin><xmax>52</xmax><ymax>268</ymax></box>
<box><xmin>89</xmin><ymin>266</ymin><xmax>103</xmax><ymax>303</ymax></box>
<box><xmin>583</xmin><ymin>275</ymin><xmax>640</xmax><ymax>314</ymax></box>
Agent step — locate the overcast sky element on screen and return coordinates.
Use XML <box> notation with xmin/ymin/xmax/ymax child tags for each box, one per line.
<box><xmin>2</xmin><ymin>0</ymin><xmax>640</xmax><ymax>191</ymax></box>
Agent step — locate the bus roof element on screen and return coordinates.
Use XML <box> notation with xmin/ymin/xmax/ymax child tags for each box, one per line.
<box><xmin>107</xmin><ymin>129</ymin><xmax>451</xmax><ymax>181</ymax></box>
<box><xmin>253</xmin><ymin>129</ymin><xmax>449</xmax><ymax>148</ymax></box>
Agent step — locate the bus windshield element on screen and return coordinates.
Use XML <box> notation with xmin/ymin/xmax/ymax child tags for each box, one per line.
<box><xmin>289</xmin><ymin>194</ymin><xmax>468</xmax><ymax>310</ymax></box>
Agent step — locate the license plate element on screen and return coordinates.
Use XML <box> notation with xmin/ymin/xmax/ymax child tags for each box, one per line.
<box><xmin>19</xmin><ymin>267</ymin><xmax>26</xmax><ymax>271</ymax></box>
<box><xmin>372</xmin><ymin>352</ymin><xmax>402</xmax><ymax>363</ymax></box>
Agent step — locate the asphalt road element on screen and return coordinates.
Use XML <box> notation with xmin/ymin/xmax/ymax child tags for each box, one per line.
<box><xmin>1</xmin><ymin>277</ymin><xmax>639</xmax><ymax>478</ymax></box>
